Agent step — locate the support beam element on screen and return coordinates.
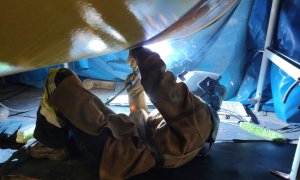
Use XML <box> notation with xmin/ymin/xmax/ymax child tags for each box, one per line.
<box><xmin>265</xmin><ymin>48</ymin><xmax>300</xmax><ymax>81</ymax></box>
<box><xmin>254</xmin><ymin>0</ymin><xmax>281</xmax><ymax>112</ymax></box>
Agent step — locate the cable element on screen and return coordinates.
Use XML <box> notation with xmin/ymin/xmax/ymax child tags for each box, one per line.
<box><xmin>219</xmin><ymin>108</ymin><xmax>286</xmax><ymax>142</ymax></box>
<box><xmin>219</xmin><ymin>108</ymin><xmax>249</xmax><ymax>122</ymax></box>
<box><xmin>0</xmin><ymin>84</ymin><xmax>40</xmax><ymax>113</ymax></box>
<box><xmin>0</xmin><ymin>86</ymin><xmax>28</xmax><ymax>101</ymax></box>
<box><xmin>274</xmin><ymin>125</ymin><xmax>300</xmax><ymax>134</ymax></box>
<box><xmin>0</xmin><ymin>102</ymin><xmax>38</xmax><ymax>113</ymax></box>
<box><xmin>282</xmin><ymin>78</ymin><xmax>300</xmax><ymax>103</ymax></box>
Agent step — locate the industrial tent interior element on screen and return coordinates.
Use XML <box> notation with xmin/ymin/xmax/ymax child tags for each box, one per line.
<box><xmin>0</xmin><ymin>0</ymin><xmax>300</xmax><ymax>179</ymax></box>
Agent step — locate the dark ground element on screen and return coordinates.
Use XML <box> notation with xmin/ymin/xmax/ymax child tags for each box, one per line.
<box><xmin>0</xmin><ymin>82</ymin><xmax>299</xmax><ymax>179</ymax></box>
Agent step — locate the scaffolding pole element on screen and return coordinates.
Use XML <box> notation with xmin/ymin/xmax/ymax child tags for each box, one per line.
<box><xmin>254</xmin><ymin>0</ymin><xmax>281</xmax><ymax>112</ymax></box>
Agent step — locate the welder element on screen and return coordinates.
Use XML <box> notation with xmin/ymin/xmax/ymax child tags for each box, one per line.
<box><xmin>27</xmin><ymin>47</ymin><xmax>226</xmax><ymax>179</ymax></box>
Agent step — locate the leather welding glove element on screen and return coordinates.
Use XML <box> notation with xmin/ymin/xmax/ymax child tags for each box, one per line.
<box><xmin>127</xmin><ymin>54</ymin><xmax>138</xmax><ymax>72</ymax></box>
<box><xmin>125</xmin><ymin>53</ymin><xmax>148</xmax><ymax>113</ymax></box>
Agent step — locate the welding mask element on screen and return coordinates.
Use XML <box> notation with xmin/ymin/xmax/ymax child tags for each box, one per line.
<box><xmin>177</xmin><ymin>70</ymin><xmax>226</xmax><ymax>145</ymax></box>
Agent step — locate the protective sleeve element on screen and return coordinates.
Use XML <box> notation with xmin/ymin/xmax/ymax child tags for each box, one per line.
<box><xmin>131</xmin><ymin>47</ymin><xmax>206</xmax><ymax>122</ymax></box>
<box><xmin>131</xmin><ymin>47</ymin><xmax>212</xmax><ymax>167</ymax></box>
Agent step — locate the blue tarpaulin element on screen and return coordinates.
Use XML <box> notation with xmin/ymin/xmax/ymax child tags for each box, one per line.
<box><xmin>270</xmin><ymin>0</ymin><xmax>300</xmax><ymax>122</ymax></box>
<box><xmin>73</xmin><ymin>51</ymin><xmax>131</xmax><ymax>82</ymax></box>
<box><xmin>5</xmin><ymin>0</ymin><xmax>300</xmax><ymax>123</ymax></box>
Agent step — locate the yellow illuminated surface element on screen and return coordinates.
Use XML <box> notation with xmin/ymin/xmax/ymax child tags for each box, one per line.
<box><xmin>0</xmin><ymin>0</ymin><xmax>238</xmax><ymax>76</ymax></box>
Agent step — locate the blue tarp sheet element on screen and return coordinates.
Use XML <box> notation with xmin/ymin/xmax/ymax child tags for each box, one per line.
<box><xmin>270</xmin><ymin>0</ymin><xmax>300</xmax><ymax>122</ymax></box>
<box><xmin>5</xmin><ymin>0</ymin><xmax>300</xmax><ymax>123</ymax></box>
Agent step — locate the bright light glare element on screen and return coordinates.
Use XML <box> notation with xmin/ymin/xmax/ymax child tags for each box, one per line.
<box><xmin>88</xmin><ymin>39</ymin><xmax>107</xmax><ymax>52</ymax></box>
<box><xmin>144</xmin><ymin>41</ymin><xmax>173</xmax><ymax>60</ymax></box>
<box><xmin>80</xmin><ymin>3</ymin><xmax>127</xmax><ymax>43</ymax></box>
<box><xmin>0</xmin><ymin>62</ymin><xmax>10</xmax><ymax>70</ymax></box>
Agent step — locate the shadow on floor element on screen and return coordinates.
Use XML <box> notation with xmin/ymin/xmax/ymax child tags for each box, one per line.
<box><xmin>1</xmin><ymin>141</ymin><xmax>297</xmax><ymax>180</ymax></box>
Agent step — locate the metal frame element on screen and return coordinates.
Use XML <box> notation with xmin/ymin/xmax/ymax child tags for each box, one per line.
<box><xmin>265</xmin><ymin>48</ymin><xmax>300</xmax><ymax>81</ymax></box>
<box><xmin>254</xmin><ymin>0</ymin><xmax>300</xmax><ymax>111</ymax></box>
<box><xmin>253</xmin><ymin>1</ymin><xmax>300</xmax><ymax>178</ymax></box>
<box><xmin>253</xmin><ymin>0</ymin><xmax>281</xmax><ymax>112</ymax></box>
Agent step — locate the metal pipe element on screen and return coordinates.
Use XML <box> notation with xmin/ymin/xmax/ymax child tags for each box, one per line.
<box><xmin>105</xmin><ymin>83</ymin><xmax>131</xmax><ymax>105</ymax></box>
<box><xmin>254</xmin><ymin>0</ymin><xmax>281</xmax><ymax>112</ymax></box>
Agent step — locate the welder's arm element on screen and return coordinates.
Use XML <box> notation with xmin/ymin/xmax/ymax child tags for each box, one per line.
<box><xmin>130</xmin><ymin>47</ymin><xmax>204</xmax><ymax>121</ymax></box>
<box><xmin>125</xmin><ymin>55</ymin><xmax>148</xmax><ymax>113</ymax></box>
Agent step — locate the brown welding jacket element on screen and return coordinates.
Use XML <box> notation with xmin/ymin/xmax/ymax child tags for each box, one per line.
<box><xmin>49</xmin><ymin>48</ymin><xmax>212</xmax><ymax>179</ymax></box>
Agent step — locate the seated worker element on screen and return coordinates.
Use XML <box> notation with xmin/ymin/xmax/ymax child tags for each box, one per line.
<box><xmin>27</xmin><ymin>47</ymin><xmax>226</xmax><ymax>179</ymax></box>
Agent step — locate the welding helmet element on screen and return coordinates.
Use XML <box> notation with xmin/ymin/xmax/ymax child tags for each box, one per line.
<box><xmin>177</xmin><ymin>70</ymin><xmax>226</xmax><ymax>145</ymax></box>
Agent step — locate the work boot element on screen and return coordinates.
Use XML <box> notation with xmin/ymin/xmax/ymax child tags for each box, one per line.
<box><xmin>27</xmin><ymin>140</ymin><xmax>69</xmax><ymax>161</ymax></box>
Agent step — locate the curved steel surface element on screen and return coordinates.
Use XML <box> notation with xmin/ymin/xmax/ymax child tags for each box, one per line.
<box><xmin>0</xmin><ymin>0</ymin><xmax>238</xmax><ymax>76</ymax></box>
